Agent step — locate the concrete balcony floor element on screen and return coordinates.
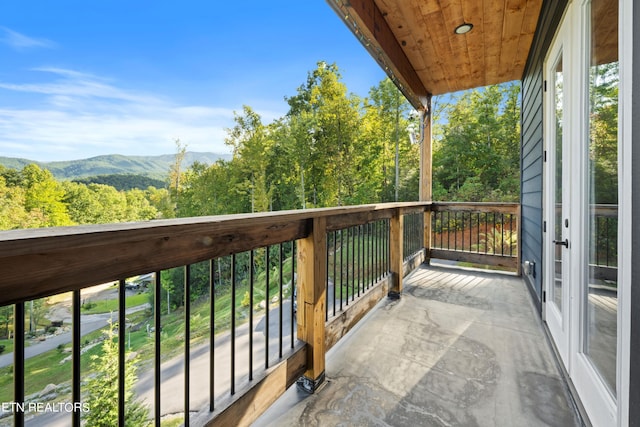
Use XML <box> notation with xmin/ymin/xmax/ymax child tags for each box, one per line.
<box><xmin>256</xmin><ymin>264</ymin><xmax>582</xmax><ymax>426</ymax></box>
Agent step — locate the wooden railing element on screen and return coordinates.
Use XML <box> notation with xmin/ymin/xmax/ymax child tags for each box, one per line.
<box><xmin>430</xmin><ymin>202</ymin><xmax>520</xmax><ymax>273</ymax></box>
<box><xmin>0</xmin><ymin>201</ymin><xmax>518</xmax><ymax>426</ymax></box>
<box><xmin>589</xmin><ymin>204</ymin><xmax>618</xmax><ymax>282</ymax></box>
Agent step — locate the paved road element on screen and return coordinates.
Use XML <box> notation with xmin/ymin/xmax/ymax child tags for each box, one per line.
<box><xmin>20</xmin><ymin>301</ymin><xmax>297</xmax><ymax>427</ymax></box>
<box><xmin>0</xmin><ymin>305</ymin><xmax>149</xmax><ymax>369</ymax></box>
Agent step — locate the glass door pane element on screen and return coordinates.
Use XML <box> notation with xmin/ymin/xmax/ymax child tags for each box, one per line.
<box><xmin>552</xmin><ymin>56</ymin><xmax>564</xmax><ymax>312</ymax></box>
<box><xmin>584</xmin><ymin>0</ymin><xmax>618</xmax><ymax>396</ymax></box>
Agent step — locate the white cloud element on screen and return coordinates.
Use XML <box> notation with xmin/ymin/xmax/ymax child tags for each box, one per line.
<box><xmin>0</xmin><ymin>68</ymin><xmax>241</xmax><ymax>161</ymax></box>
<box><xmin>0</xmin><ymin>27</ymin><xmax>56</xmax><ymax>51</ymax></box>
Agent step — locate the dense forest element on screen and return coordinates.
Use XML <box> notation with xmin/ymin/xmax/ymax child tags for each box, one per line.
<box><xmin>173</xmin><ymin>62</ymin><xmax>522</xmax><ymax>218</ymax></box>
<box><xmin>73</xmin><ymin>174</ymin><xmax>166</xmax><ymax>191</ymax></box>
<box><xmin>0</xmin><ymin>62</ymin><xmax>524</xmax><ymax>231</ymax></box>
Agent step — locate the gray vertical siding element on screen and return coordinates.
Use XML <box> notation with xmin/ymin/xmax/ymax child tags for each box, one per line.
<box><xmin>520</xmin><ymin>0</ymin><xmax>568</xmax><ymax>311</ymax></box>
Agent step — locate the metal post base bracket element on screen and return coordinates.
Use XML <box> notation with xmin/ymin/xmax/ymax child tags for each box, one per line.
<box><xmin>296</xmin><ymin>372</ymin><xmax>326</xmax><ymax>394</ymax></box>
<box><xmin>387</xmin><ymin>291</ymin><xmax>401</xmax><ymax>300</ymax></box>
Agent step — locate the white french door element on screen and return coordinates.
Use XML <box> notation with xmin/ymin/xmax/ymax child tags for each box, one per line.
<box><xmin>543</xmin><ymin>1</ymin><xmax>622</xmax><ymax>426</ymax></box>
<box><xmin>544</xmin><ymin>24</ymin><xmax>571</xmax><ymax>366</ymax></box>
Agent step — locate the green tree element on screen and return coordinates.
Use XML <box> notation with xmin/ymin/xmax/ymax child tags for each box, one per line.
<box><xmin>285</xmin><ymin>61</ymin><xmax>364</xmax><ymax>207</ymax></box>
<box><xmin>433</xmin><ymin>82</ymin><xmax>521</xmax><ymax>201</ymax></box>
<box><xmin>168</xmin><ymin>139</ymin><xmax>187</xmax><ymax>214</ymax></box>
<box><xmin>0</xmin><ymin>176</ymin><xmax>30</xmax><ymax>230</ymax></box>
<box><xmin>589</xmin><ymin>61</ymin><xmax>619</xmax><ymax>204</ymax></box>
<box><xmin>84</xmin><ymin>320</ymin><xmax>148</xmax><ymax>427</ymax></box>
<box><xmin>0</xmin><ymin>305</ymin><xmax>13</xmax><ymax>339</ymax></box>
<box><xmin>366</xmin><ymin>78</ymin><xmax>419</xmax><ymax>202</ymax></box>
<box><xmin>225</xmin><ymin>106</ymin><xmax>272</xmax><ymax>212</ymax></box>
<box><xmin>146</xmin><ymin>187</ymin><xmax>174</xmax><ymax>219</ymax></box>
<box><xmin>21</xmin><ymin>164</ymin><xmax>73</xmax><ymax>226</ymax></box>
<box><xmin>28</xmin><ymin>299</ymin><xmax>47</xmax><ymax>333</ymax></box>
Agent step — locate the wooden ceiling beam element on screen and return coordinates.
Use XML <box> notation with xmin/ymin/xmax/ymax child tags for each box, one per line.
<box><xmin>327</xmin><ymin>0</ymin><xmax>430</xmax><ymax>110</ymax></box>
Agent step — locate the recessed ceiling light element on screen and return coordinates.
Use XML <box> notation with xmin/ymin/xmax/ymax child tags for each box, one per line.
<box><xmin>454</xmin><ymin>23</ymin><xmax>473</xmax><ymax>35</ymax></box>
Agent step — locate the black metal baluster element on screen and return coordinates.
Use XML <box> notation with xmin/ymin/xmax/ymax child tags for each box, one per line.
<box><xmin>501</xmin><ymin>213</ymin><xmax>505</xmax><ymax>256</ymax></box>
<box><xmin>363</xmin><ymin>223</ymin><xmax>367</xmax><ymax>290</ymax></box>
<box><xmin>333</xmin><ymin>230</ymin><xmax>342</xmax><ymax>317</ymax></box>
<box><xmin>447</xmin><ymin>211</ymin><xmax>451</xmax><ymax>250</ymax></box>
<box><xmin>403</xmin><ymin>216</ymin><xmax>407</xmax><ymax>258</ymax></box>
<box><xmin>14</xmin><ymin>302</ymin><xmax>24</xmax><ymax>427</ymax></box>
<box><xmin>441</xmin><ymin>211</ymin><xmax>445</xmax><ymax>249</ymax></box>
<box><xmin>249</xmin><ymin>251</ymin><xmax>254</xmax><ymax>380</ymax></box>
<box><xmin>493</xmin><ymin>213</ymin><xmax>497</xmax><ymax>255</ymax></box>
<box><xmin>455</xmin><ymin>212</ymin><xmax>459</xmax><ymax>251</ymax></box>
<box><xmin>373</xmin><ymin>222</ymin><xmax>377</xmax><ymax>280</ymax></box>
<box><xmin>461</xmin><ymin>212</ymin><xmax>465</xmax><ymax>252</ymax></box>
<box><xmin>369</xmin><ymin>223</ymin><xmax>373</xmax><ymax>288</ymax></box>
<box><xmin>344</xmin><ymin>229</ymin><xmax>349</xmax><ymax>306</ymax></box>
<box><xmin>339</xmin><ymin>230</ymin><xmax>344</xmax><ymax>312</ymax></box>
<box><xmin>485</xmin><ymin>212</ymin><xmax>489</xmax><ymax>254</ymax></box>
<box><xmin>118</xmin><ymin>279</ymin><xmax>126</xmax><ymax>427</ymax></box>
<box><xmin>605</xmin><ymin>217</ymin><xmax>610</xmax><ymax>267</ymax></box>
<box><xmin>291</xmin><ymin>241</ymin><xmax>296</xmax><ymax>349</ymax></box>
<box><xmin>477</xmin><ymin>213</ymin><xmax>481</xmax><ymax>253</ymax></box>
<box><xmin>407</xmin><ymin>215</ymin><xmax>411</xmax><ymax>256</ymax></box>
<box><xmin>156</xmin><ymin>271</ymin><xmax>163</xmax><ymax>421</ymax></box>
<box><xmin>230</xmin><ymin>255</ymin><xmax>236</xmax><ymax>395</ymax></box>
<box><xmin>184</xmin><ymin>266</ymin><xmax>191</xmax><ymax>426</ymax></box>
<box><xmin>279</xmin><ymin>244</ymin><xmax>284</xmax><ymax>358</ymax></box>
<box><xmin>595</xmin><ymin>217</ymin><xmax>600</xmax><ymax>266</ymax></box>
<box><xmin>359</xmin><ymin>224</ymin><xmax>362</xmax><ymax>294</ymax></box>
<box><xmin>72</xmin><ymin>291</ymin><xmax>81</xmax><ymax>427</ymax></box>
<box><xmin>208</xmin><ymin>262</ymin><xmax>215</xmax><ymax>411</ymax></box>
<box><xmin>265</xmin><ymin>248</ymin><xmax>270</xmax><ymax>369</ymax></box>
<box><xmin>325</xmin><ymin>235</ymin><xmax>330</xmax><ymax>321</ymax></box>
<box><xmin>353</xmin><ymin>226</ymin><xmax>358</xmax><ymax>299</ymax></box>
<box><xmin>387</xmin><ymin>219</ymin><xmax>391</xmax><ymax>273</ymax></box>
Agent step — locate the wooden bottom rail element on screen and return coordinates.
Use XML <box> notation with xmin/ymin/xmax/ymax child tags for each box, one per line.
<box><xmin>430</xmin><ymin>249</ymin><xmax>518</xmax><ymax>271</ymax></box>
<box><xmin>198</xmin><ymin>344</ymin><xmax>307</xmax><ymax>427</ymax></box>
<box><xmin>325</xmin><ymin>276</ymin><xmax>392</xmax><ymax>351</ymax></box>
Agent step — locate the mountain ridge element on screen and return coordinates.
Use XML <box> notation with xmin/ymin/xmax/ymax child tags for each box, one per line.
<box><xmin>0</xmin><ymin>151</ymin><xmax>230</xmax><ymax>181</ymax></box>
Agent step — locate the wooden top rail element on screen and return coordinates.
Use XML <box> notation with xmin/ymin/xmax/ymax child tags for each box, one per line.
<box><xmin>431</xmin><ymin>202</ymin><xmax>519</xmax><ymax>215</ymax></box>
<box><xmin>0</xmin><ymin>202</ymin><xmax>430</xmax><ymax>306</ymax></box>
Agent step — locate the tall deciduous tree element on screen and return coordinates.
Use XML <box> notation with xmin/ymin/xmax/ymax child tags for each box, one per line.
<box><xmin>225</xmin><ymin>106</ymin><xmax>272</xmax><ymax>212</ymax></box>
<box><xmin>285</xmin><ymin>61</ymin><xmax>366</xmax><ymax>206</ymax></box>
<box><xmin>20</xmin><ymin>164</ymin><xmax>73</xmax><ymax>226</ymax></box>
<box><xmin>433</xmin><ymin>82</ymin><xmax>521</xmax><ymax>201</ymax></box>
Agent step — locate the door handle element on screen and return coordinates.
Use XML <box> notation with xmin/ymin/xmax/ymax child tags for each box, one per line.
<box><xmin>553</xmin><ymin>238</ymin><xmax>569</xmax><ymax>248</ymax></box>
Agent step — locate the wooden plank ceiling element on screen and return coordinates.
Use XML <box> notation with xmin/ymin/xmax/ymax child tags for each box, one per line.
<box><xmin>327</xmin><ymin>0</ymin><xmax>543</xmax><ymax>109</ymax></box>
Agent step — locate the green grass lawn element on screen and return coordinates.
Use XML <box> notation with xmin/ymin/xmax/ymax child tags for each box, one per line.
<box><xmin>0</xmin><ymin>338</ymin><xmax>14</xmax><ymax>354</ymax></box>
<box><xmin>81</xmin><ymin>292</ymin><xmax>149</xmax><ymax>314</ymax></box>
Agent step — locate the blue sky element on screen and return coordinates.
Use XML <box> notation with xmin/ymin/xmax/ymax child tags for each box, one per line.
<box><xmin>0</xmin><ymin>1</ymin><xmax>387</xmax><ymax>162</ymax></box>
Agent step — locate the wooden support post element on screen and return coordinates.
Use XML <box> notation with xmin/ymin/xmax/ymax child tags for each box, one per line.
<box><xmin>389</xmin><ymin>209</ymin><xmax>404</xmax><ymax>299</ymax></box>
<box><xmin>296</xmin><ymin>217</ymin><xmax>327</xmax><ymax>393</ymax></box>
<box><xmin>420</xmin><ymin>100</ymin><xmax>433</xmax><ymax>263</ymax></box>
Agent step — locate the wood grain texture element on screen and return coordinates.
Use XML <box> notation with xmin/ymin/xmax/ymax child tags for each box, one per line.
<box><xmin>430</xmin><ymin>249</ymin><xmax>518</xmax><ymax>270</ymax></box>
<box><xmin>389</xmin><ymin>210</ymin><xmax>404</xmax><ymax>294</ymax></box>
<box><xmin>296</xmin><ymin>217</ymin><xmax>327</xmax><ymax>382</ymax></box>
<box><xmin>328</xmin><ymin>0</ymin><xmax>544</xmax><ymax>100</ymax></box>
<box><xmin>204</xmin><ymin>345</ymin><xmax>306</xmax><ymax>427</ymax></box>
<box><xmin>0</xmin><ymin>203</ymin><xmax>428</xmax><ymax>306</ymax></box>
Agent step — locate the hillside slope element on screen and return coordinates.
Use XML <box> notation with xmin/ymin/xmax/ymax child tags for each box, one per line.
<box><xmin>0</xmin><ymin>152</ymin><xmax>229</xmax><ymax>180</ymax></box>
